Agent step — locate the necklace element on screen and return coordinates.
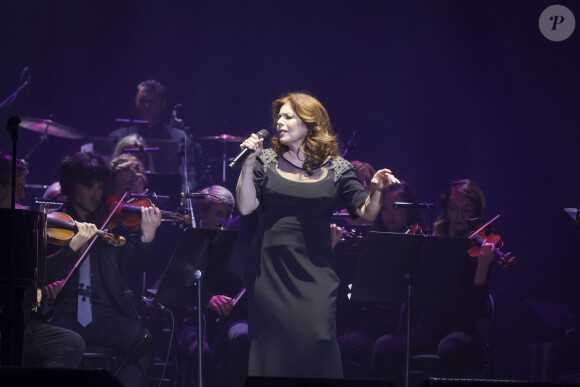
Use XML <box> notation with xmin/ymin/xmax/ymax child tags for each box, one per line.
<box><xmin>281</xmin><ymin>154</ymin><xmax>304</xmax><ymax>170</ymax></box>
<box><xmin>280</xmin><ymin>154</ymin><xmax>331</xmax><ymax>170</ymax></box>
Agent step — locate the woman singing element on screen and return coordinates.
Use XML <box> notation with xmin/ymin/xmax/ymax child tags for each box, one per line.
<box><xmin>236</xmin><ymin>92</ymin><xmax>398</xmax><ymax>378</ymax></box>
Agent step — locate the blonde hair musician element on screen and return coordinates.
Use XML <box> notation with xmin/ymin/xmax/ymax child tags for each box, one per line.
<box><xmin>112</xmin><ymin>134</ymin><xmax>154</xmax><ymax>173</ymax></box>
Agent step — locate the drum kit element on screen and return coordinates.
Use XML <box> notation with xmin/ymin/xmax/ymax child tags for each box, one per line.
<box><xmin>17</xmin><ymin>116</ymin><xmax>246</xmax><ymax>184</ymax></box>
<box><xmin>199</xmin><ymin>134</ymin><xmax>244</xmax><ymax>182</ymax></box>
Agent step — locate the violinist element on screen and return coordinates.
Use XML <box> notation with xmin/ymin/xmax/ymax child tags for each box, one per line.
<box><xmin>110</xmin><ymin>153</ymin><xmax>148</xmax><ymax>196</ymax></box>
<box><xmin>0</xmin><ymin>150</ymin><xmax>86</xmax><ymax>368</ymax></box>
<box><xmin>371</xmin><ymin>179</ymin><xmax>495</xmax><ymax>384</ymax></box>
<box><xmin>338</xmin><ymin>182</ymin><xmax>424</xmax><ymax>378</ymax></box>
<box><xmin>45</xmin><ymin>152</ymin><xmax>161</xmax><ymax>387</ymax></box>
<box><xmin>112</xmin><ymin>134</ymin><xmax>154</xmax><ymax>173</ymax></box>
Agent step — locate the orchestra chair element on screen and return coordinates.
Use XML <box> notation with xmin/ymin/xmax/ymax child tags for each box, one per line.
<box><xmin>80</xmin><ymin>325</ymin><xmax>151</xmax><ymax>378</ymax></box>
<box><xmin>80</xmin><ymin>344</ymin><xmax>122</xmax><ymax>374</ymax></box>
<box><xmin>401</xmin><ymin>293</ymin><xmax>496</xmax><ymax>386</ymax></box>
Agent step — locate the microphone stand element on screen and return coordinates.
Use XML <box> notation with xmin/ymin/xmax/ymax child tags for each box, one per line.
<box><xmin>4</xmin><ymin>115</ymin><xmax>25</xmax><ymax>366</ymax></box>
<box><xmin>6</xmin><ymin>116</ymin><xmax>21</xmax><ymax>209</ymax></box>
<box><xmin>22</xmin><ymin>119</ymin><xmax>51</xmax><ymax>165</ymax></box>
<box><xmin>172</xmin><ymin>108</ymin><xmax>196</xmax><ymax>226</ymax></box>
<box><xmin>0</xmin><ymin>67</ymin><xmax>30</xmax><ymax>110</ymax></box>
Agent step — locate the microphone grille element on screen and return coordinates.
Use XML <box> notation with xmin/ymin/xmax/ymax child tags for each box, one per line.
<box><xmin>257</xmin><ymin>129</ymin><xmax>270</xmax><ymax>139</ymax></box>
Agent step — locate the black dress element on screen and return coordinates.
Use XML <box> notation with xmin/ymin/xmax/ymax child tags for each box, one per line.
<box><xmin>245</xmin><ymin>149</ymin><xmax>368</xmax><ymax>378</ymax></box>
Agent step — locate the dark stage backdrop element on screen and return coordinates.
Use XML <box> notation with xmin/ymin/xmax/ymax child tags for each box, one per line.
<box><xmin>1</xmin><ymin>0</ymin><xmax>579</xmax><ymax>380</ymax></box>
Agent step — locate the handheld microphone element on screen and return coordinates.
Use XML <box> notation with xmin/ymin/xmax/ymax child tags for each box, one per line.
<box><xmin>227</xmin><ymin>129</ymin><xmax>270</xmax><ymax>169</ymax></box>
<box><xmin>393</xmin><ymin>201</ymin><xmax>434</xmax><ymax>209</ymax></box>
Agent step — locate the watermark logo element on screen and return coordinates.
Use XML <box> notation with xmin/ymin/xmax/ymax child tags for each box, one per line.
<box><xmin>539</xmin><ymin>5</ymin><xmax>575</xmax><ymax>41</ymax></box>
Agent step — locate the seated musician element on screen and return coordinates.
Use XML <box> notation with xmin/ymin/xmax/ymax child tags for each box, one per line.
<box><xmin>178</xmin><ymin>184</ymin><xmax>249</xmax><ymax>387</ymax></box>
<box><xmin>338</xmin><ymin>182</ymin><xmax>423</xmax><ymax>378</ymax></box>
<box><xmin>112</xmin><ymin>134</ymin><xmax>154</xmax><ymax>174</ymax></box>
<box><xmin>0</xmin><ymin>150</ymin><xmax>86</xmax><ymax>368</ymax></box>
<box><xmin>371</xmin><ymin>179</ymin><xmax>495</xmax><ymax>384</ymax></box>
<box><xmin>45</xmin><ymin>152</ymin><xmax>161</xmax><ymax>387</ymax></box>
<box><xmin>110</xmin><ymin>153</ymin><xmax>148</xmax><ymax>197</ymax></box>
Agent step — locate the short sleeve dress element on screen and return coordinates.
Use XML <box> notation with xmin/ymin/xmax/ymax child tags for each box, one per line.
<box><xmin>245</xmin><ymin>149</ymin><xmax>368</xmax><ymax>378</ymax></box>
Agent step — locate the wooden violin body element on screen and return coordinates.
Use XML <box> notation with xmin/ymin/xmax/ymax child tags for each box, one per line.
<box><xmin>103</xmin><ymin>195</ymin><xmax>191</xmax><ymax>230</ymax></box>
<box><xmin>468</xmin><ymin>215</ymin><xmax>515</xmax><ymax>269</ymax></box>
<box><xmin>47</xmin><ymin>212</ymin><xmax>126</xmax><ymax>247</ymax></box>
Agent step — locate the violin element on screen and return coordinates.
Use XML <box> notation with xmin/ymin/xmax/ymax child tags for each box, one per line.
<box><xmin>404</xmin><ymin>223</ymin><xmax>423</xmax><ymax>235</ymax></box>
<box><xmin>467</xmin><ymin>213</ymin><xmax>515</xmax><ymax>269</ymax></box>
<box><xmin>103</xmin><ymin>194</ymin><xmax>191</xmax><ymax>230</ymax></box>
<box><xmin>46</xmin><ymin>212</ymin><xmax>126</xmax><ymax>247</ymax></box>
<box><xmin>342</xmin><ymin>228</ymin><xmax>364</xmax><ymax>244</ymax></box>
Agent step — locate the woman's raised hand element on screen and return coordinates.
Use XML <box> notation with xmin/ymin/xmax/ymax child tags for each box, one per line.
<box><xmin>370</xmin><ymin>168</ymin><xmax>400</xmax><ymax>192</ymax></box>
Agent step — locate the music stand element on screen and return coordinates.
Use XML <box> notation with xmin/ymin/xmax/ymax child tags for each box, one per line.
<box><xmin>151</xmin><ymin>227</ymin><xmax>237</xmax><ymax>387</ymax></box>
<box><xmin>350</xmin><ymin>232</ymin><xmax>470</xmax><ymax>387</ymax></box>
<box><xmin>564</xmin><ymin>207</ymin><xmax>580</xmax><ymax>225</ymax></box>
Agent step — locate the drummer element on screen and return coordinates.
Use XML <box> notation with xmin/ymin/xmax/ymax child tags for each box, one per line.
<box><xmin>107</xmin><ymin>79</ymin><xmax>202</xmax><ymax>191</ymax></box>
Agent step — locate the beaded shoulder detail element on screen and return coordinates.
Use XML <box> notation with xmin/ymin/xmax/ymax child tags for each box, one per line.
<box><xmin>258</xmin><ymin>149</ymin><xmax>278</xmax><ymax>172</ymax></box>
<box><xmin>328</xmin><ymin>157</ymin><xmax>354</xmax><ymax>182</ymax></box>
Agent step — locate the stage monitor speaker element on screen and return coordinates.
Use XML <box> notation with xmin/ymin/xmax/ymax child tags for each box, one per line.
<box><xmin>420</xmin><ymin>377</ymin><xmax>580</xmax><ymax>386</ymax></box>
<box><xmin>0</xmin><ymin>366</ymin><xmax>123</xmax><ymax>386</ymax></box>
<box><xmin>245</xmin><ymin>376</ymin><xmax>393</xmax><ymax>387</ymax></box>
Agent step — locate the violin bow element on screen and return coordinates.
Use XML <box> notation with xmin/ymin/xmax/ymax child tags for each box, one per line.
<box><xmin>468</xmin><ymin>212</ymin><xmax>502</xmax><ymax>240</ymax></box>
<box><xmin>61</xmin><ymin>190</ymin><xmax>129</xmax><ymax>287</ymax></box>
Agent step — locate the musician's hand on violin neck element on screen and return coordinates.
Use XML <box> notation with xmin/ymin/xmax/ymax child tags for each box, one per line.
<box><xmin>140</xmin><ymin>206</ymin><xmax>162</xmax><ymax>243</ymax></box>
<box><xmin>69</xmin><ymin>221</ymin><xmax>99</xmax><ymax>252</ymax></box>
<box><xmin>478</xmin><ymin>240</ymin><xmax>495</xmax><ymax>267</ymax></box>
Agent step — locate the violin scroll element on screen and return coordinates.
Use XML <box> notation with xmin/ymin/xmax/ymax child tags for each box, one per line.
<box><xmin>99</xmin><ymin>230</ymin><xmax>127</xmax><ymax>247</ymax></box>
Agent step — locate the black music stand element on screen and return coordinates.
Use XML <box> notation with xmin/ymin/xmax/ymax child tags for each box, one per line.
<box><xmin>151</xmin><ymin>227</ymin><xmax>237</xmax><ymax>387</ymax></box>
<box><xmin>350</xmin><ymin>232</ymin><xmax>469</xmax><ymax>387</ymax></box>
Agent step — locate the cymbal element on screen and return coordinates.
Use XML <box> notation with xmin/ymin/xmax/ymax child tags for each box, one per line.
<box><xmin>19</xmin><ymin>117</ymin><xmax>84</xmax><ymax>139</ymax></box>
<box><xmin>199</xmin><ymin>133</ymin><xmax>244</xmax><ymax>142</ymax></box>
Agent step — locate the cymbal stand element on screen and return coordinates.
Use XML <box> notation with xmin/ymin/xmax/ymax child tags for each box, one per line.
<box><xmin>220</xmin><ymin>138</ymin><xmax>227</xmax><ymax>183</ymax></box>
<box><xmin>22</xmin><ymin>121</ymin><xmax>50</xmax><ymax>164</ymax></box>
<box><xmin>180</xmin><ymin>135</ymin><xmax>196</xmax><ymax>227</ymax></box>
